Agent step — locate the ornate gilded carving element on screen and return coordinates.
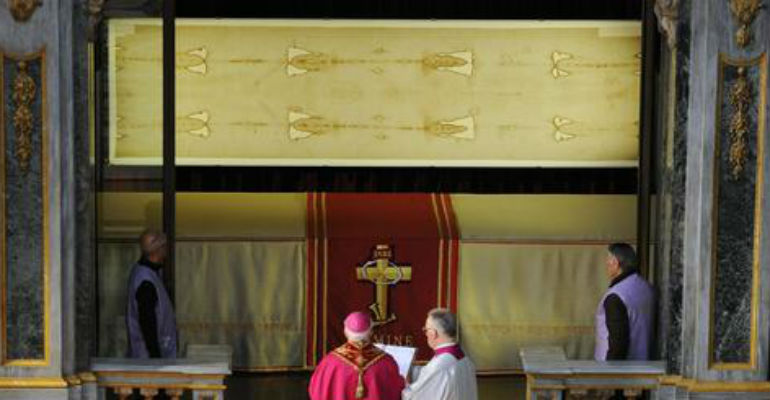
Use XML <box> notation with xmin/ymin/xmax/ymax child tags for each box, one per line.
<box><xmin>2</xmin><ymin>52</ymin><xmax>49</xmax><ymax>365</ymax></box>
<box><xmin>728</xmin><ymin>67</ymin><xmax>751</xmax><ymax>179</ymax></box>
<box><xmin>654</xmin><ymin>0</ymin><xmax>679</xmax><ymax>49</ymax></box>
<box><xmin>12</xmin><ymin>61</ymin><xmax>37</xmax><ymax>172</ymax></box>
<box><xmin>139</xmin><ymin>387</ymin><xmax>158</xmax><ymax>400</ymax></box>
<box><xmin>115</xmin><ymin>387</ymin><xmax>132</xmax><ymax>400</ymax></box>
<box><xmin>710</xmin><ymin>55</ymin><xmax>766</xmax><ymax>369</ymax></box>
<box><xmin>87</xmin><ymin>0</ymin><xmax>105</xmax><ymax>41</ymax></box>
<box><xmin>729</xmin><ymin>0</ymin><xmax>763</xmax><ymax>48</ymax></box>
<box><xmin>8</xmin><ymin>0</ymin><xmax>41</xmax><ymax>22</ymax></box>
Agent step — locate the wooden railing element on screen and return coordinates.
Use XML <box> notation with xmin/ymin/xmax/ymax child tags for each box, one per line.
<box><xmin>90</xmin><ymin>356</ymin><xmax>231</xmax><ymax>400</ymax></box>
<box><xmin>520</xmin><ymin>347</ymin><xmax>665</xmax><ymax>400</ymax></box>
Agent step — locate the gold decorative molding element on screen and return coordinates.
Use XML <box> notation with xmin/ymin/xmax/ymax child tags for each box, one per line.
<box><xmin>11</xmin><ymin>60</ymin><xmax>36</xmax><ymax>172</ymax></box>
<box><xmin>728</xmin><ymin>67</ymin><xmax>751</xmax><ymax>179</ymax></box>
<box><xmin>8</xmin><ymin>0</ymin><xmax>41</xmax><ymax>22</ymax></box>
<box><xmin>101</xmin><ymin>383</ymin><xmax>227</xmax><ymax>391</ymax></box>
<box><xmin>78</xmin><ymin>372</ymin><xmax>98</xmax><ymax>383</ymax></box>
<box><xmin>95</xmin><ymin>371</ymin><xmax>226</xmax><ymax>380</ymax></box>
<box><xmin>729</xmin><ymin>0</ymin><xmax>763</xmax><ymax>48</ymax></box>
<box><xmin>1</xmin><ymin>50</ymin><xmax>50</xmax><ymax>367</ymax></box>
<box><xmin>0</xmin><ymin>377</ymin><xmax>67</xmax><ymax>388</ymax></box>
<box><xmin>708</xmin><ymin>53</ymin><xmax>766</xmax><ymax>371</ymax></box>
<box><xmin>167</xmin><ymin>388</ymin><xmax>184</xmax><ymax>400</ymax></box>
<box><xmin>64</xmin><ymin>375</ymin><xmax>82</xmax><ymax>386</ymax></box>
<box><xmin>654</xmin><ymin>0</ymin><xmax>679</xmax><ymax>49</ymax></box>
<box><xmin>658</xmin><ymin>375</ymin><xmax>684</xmax><ymax>385</ymax></box>
<box><xmin>0</xmin><ymin>374</ymin><xmax>121</xmax><ymax>388</ymax></box>
<box><xmin>140</xmin><ymin>387</ymin><xmax>159</xmax><ymax>399</ymax></box>
<box><xmin>658</xmin><ymin>376</ymin><xmax>770</xmax><ymax>392</ymax></box>
<box><xmin>232</xmin><ymin>365</ymin><xmax>308</xmax><ymax>372</ymax></box>
<box><xmin>115</xmin><ymin>387</ymin><xmax>133</xmax><ymax>400</ymax></box>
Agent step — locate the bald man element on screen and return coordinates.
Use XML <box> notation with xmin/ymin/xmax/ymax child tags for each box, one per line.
<box><xmin>126</xmin><ymin>230</ymin><xmax>177</xmax><ymax>358</ymax></box>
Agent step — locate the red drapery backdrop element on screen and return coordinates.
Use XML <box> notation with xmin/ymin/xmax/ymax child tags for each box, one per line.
<box><xmin>306</xmin><ymin>193</ymin><xmax>458</xmax><ymax>365</ymax></box>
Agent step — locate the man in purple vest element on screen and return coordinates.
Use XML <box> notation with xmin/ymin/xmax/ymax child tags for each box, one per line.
<box><xmin>126</xmin><ymin>230</ymin><xmax>177</xmax><ymax>358</ymax></box>
<box><xmin>595</xmin><ymin>242</ymin><xmax>654</xmax><ymax>362</ymax></box>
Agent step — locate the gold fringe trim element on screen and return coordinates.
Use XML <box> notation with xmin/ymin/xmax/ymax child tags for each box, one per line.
<box><xmin>355</xmin><ymin>370</ymin><xmax>366</xmax><ymax>398</ymax></box>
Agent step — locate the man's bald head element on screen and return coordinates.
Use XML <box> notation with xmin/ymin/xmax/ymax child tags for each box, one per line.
<box><xmin>140</xmin><ymin>229</ymin><xmax>167</xmax><ymax>263</ymax></box>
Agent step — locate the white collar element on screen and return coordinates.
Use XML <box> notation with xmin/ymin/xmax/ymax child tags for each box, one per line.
<box><xmin>435</xmin><ymin>342</ymin><xmax>457</xmax><ymax>350</ymax></box>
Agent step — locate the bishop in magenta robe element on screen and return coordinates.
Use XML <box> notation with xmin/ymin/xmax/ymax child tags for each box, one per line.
<box><xmin>308</xmin><ymin>312</ymin><xmax>404</xmax><ymax>400</ymax></box>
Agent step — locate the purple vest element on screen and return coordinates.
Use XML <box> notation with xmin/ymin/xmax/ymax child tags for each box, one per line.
<box><xmin>594</xmin><ymin>273</ymin><xmax>654</xmax><ymax>361</ymax></box>
<box><xmin>126</xmin><ymin>263</ymin><xmax>177</xmax><ymax>358</ymax></box>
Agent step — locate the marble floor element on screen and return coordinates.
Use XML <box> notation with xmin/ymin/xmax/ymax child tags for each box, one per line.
<box><xmin>225</xmin><ymin>372</ymin><xmax>527</xmax><ymax>399</ymax></box>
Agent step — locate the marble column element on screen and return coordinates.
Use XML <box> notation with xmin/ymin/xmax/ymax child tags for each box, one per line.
<box><xmin>72</xmin><ymin>0</ymin><xmax>96</xmax><ymax>376</ymax></box>
<box><xmin>0</xmin><ymin>0</ymin><xmax>93</xmax><ymax>398</ymax></box>
<box><xmin>654</xmin><ymin>0</ymin><xmax>770</xmax><ymax>398</ymax></box>
<box><xmin>654</xmin><ymin>0</ymin><xmax>690</xmax><ymax>379</ymax></box>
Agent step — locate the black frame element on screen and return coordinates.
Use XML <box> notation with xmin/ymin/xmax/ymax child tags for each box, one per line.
<box><xmin>162</xmin><ymin>0</ymin><xmax>176</xmax><ymax>300</ymax></box>
<box><xmin>93</xmin><ymin>0</ymin><xmax>657</xmax><ymax>356</ymax></box>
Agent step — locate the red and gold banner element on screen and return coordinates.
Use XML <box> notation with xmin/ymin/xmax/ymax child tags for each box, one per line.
<box><xmin>306</xmin><ymin>193</ymin><xmax>458</xmax><ymax>365</ymax></box>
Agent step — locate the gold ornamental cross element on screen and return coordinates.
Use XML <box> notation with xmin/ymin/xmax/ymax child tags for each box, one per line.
<box><xmin>356</xmin><ymin>245</ymin><xmax>412</xmax><ymax>326</ymax></box>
